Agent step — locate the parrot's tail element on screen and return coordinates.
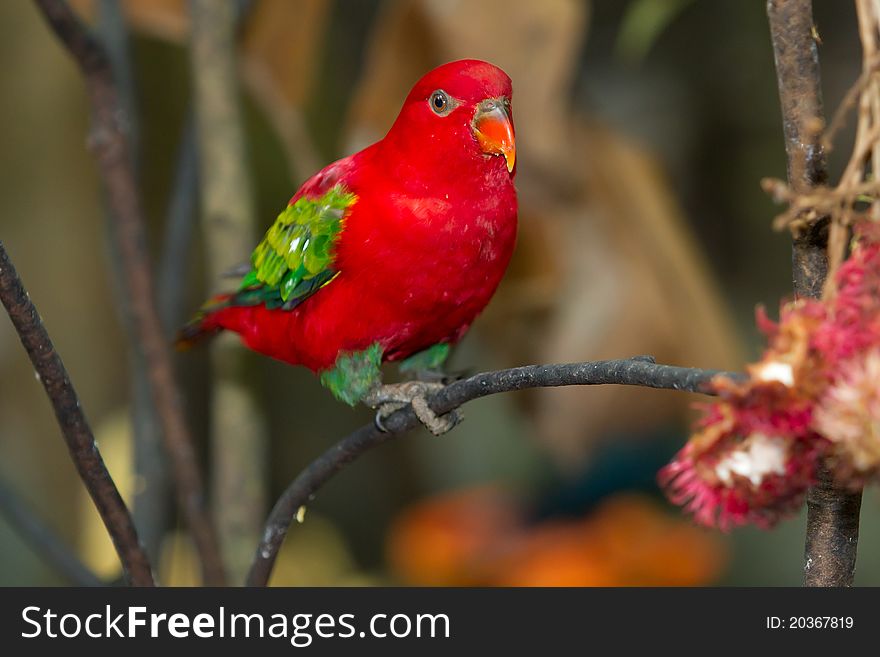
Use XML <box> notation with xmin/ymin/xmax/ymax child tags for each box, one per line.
<box><xmin>175</xmin><ymin>294</ymin><xmax>232</xmax><ymax>350</ymax></box>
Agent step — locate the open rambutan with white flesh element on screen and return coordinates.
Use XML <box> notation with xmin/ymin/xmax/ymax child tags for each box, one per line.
<box><xmin>659</xmin><ymin>392</ymin><xmax>827</xmax><ymax>530</ymax></box>
<box><xmin>661</xmin><ymin>221</ymin><xmax>880</xmax><ymax>529</ymax></box>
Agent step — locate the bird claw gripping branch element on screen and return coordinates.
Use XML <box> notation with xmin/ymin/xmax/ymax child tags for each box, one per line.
<box><xmin>364</xmin><ymin>381</ymin><xmax>461</xmax><ymax>436</ymax></box>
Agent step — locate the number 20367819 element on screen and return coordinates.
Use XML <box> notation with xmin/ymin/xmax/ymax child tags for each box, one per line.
<box><xmin>766</xmin><ymin>616</ymin><xmax>854</xmax><ymax>629</ymax></box>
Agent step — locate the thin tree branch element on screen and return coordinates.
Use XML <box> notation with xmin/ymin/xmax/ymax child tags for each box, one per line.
<box><xmin>95</xmin><ymin>0</ymin><xmax>169</xmax><ymax>567</ymax></box>
<box><xmin>767</xmin><ymin>0</ymin><xmax>862</xmax><ymax>587</ymax></box>
<box><xmin>189</xmin><ymin>0</ymin><xmax>268</xmax><ymax>583</ymax></box>
<box><xmin>0</xmin><ymin>475</ymin><xmax>104</xmax><ymax>586</ymax></box>
<box><xmin>0</xmin><ymin>242</ymin><xmax>153</xmax><ymax>586</ymax></box>
<box><xmin>246</xmin><ymin>356</ymin><xmax>736</xmax><ymax>586</ymax></box>
<box><xmin>32</xmin><ymin>0</ymin><xmax>226</xmax><ymax>585</ymax></box>
<box><xmin>96</xmin><ymin>0</ymin><xmax>139</xmax><ymax>166</ymax></box>
<box><xmin>767</xmin><ymin>0</ymin><xmax>830</xmax><ymax>299</ymax></box>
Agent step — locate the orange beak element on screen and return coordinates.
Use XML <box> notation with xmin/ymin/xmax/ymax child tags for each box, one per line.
<box><xmin>473</xmin><ymin>99</ymin><xmax>515</xmax><ymax>173</ymax></box>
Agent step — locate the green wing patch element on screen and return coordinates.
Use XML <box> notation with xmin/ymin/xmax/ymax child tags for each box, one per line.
<box><xmin>235</xmin><ymin>184</ymin><xmax>356</xmax><ymax>311</ymax></box>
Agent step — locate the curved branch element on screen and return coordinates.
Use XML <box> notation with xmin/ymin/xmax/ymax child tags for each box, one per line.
<box><xmin>0</xmin><ymin>242</ymin><xmax>153</xmax><ymax>586</ymax></box>
<box><xmin>32</xmin><ymin>0</ymin><xmax>226</xmax><ymax>585</ymax></box>
<box><xmin>246</xmin><ymin>356</ymin><xmax>737</xmax><ymax>586</ymax></box>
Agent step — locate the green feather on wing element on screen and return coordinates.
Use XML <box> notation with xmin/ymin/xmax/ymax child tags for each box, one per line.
<box><xmin>233</xmin><ymin>184</ymin><xmax>356</xmax><ymax>311</ymax></box>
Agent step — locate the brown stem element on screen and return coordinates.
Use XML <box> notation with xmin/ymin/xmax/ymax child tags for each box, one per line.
<box><xmin>247</xmin><ymin>356</ymin><xmax>737</xmax><ymax>586</ymax></box>
<box><xmin>32</xmin><ymin>0</ymin><xmax>226</xmax><ymax>585</ymax></box>
<box><xmin>767</xmin><ymin>0</ymin><xmax>862</xmax><ymax>587</ymax></box>
<box><xmin>803</xmin><ymin>466</ymin><xmax>862</xmax><ymax>586</ymax></box>
<box><xmin>0</xmin><ymin>242</ymin><xmax>153</xmax><ymax>586</ymax></box>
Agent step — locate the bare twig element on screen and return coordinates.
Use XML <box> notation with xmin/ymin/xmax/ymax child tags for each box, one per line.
<box><xmin>135</xmin><ymin>112</ymin><xmax>200</xmax><ymax>573</ymax></box>
<box><xmin>0</xmin><ymin>476</ymin><xmax>104</xmax><ymax>586</ymax></box>
<box><xmin>96</xmin><ymin>0</ymin><xmax>139</xmax><ymax>165</ymax></box>
<box><xmin>95</xmin><ymin>0</ymin><xmax>169</xmax><ymax>567</ymax></box>
<box><xmin>32</xmin><ymin>0</ymin><xmax>226</xmax><ymax>585</ymax></box>
<box><xmin>767</xmin><ymin>0</ymin><xmax>862</xmax><ymax>587</ymax></box>
<box><xmin>0</xmin><ymin>242</ymin><xmax>153</xmax><ymax>586</ymax></box>
<box><xmin>821</xmin><ymin>52</ymin><xmax>880</xmax><ymax>151</ymax></box>
<box><xmin>246</xmin><ymin>356</ymin><xmax>736</xmax><ymax>586</ymax></box>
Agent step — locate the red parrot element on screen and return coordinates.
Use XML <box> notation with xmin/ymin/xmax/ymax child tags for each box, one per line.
<box><xmin>179</xmin><ymin>59</ymin><xmax>517</xmax><ymax>433</ymax></box>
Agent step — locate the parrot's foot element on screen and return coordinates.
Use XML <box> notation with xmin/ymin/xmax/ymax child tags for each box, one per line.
<box><xmin>363</xmin><ymin>381</ymin><xmax>460</xmax><ymax>436</ymax></box>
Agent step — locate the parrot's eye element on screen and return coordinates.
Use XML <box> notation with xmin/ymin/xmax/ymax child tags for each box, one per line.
<box><xmin>429</xmin><ymin>90</ymin><xmax>452</xmax><ymax>116</ymax></box>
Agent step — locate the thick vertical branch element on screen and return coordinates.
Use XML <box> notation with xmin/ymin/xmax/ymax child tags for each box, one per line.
<box><xmin>33</xmin><ymin>0</ymin><xmax>227</xmax><ymax>585</ymax></box>
<box><xmin>0</xmin><ymin>243</ymin><xmax>153</xmax><ymax>586</ymax></box>
<box><xmin>767</xmin><ymin>0</ymin><xmax>862</xmax><ymax>587</ymax></box>
<box><xmin>189</xmin><ymin>0</ymin><xmax>268</xmax><ymax>583</ymax></box>
<box><xmin>767</xmin><ymin>0</ymin><xmax>829</xmax><ymax>298</ymax></box>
